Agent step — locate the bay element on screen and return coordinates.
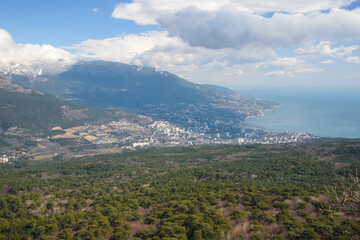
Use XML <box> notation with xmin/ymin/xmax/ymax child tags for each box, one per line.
<box><xmin>236</xmin><ymin>86</ymin><xmax>360</xmax><ymax>138</ymax></box>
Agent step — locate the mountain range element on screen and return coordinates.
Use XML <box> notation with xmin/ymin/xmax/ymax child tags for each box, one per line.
<box><xmin>10</xmin><ymin>61</ymin><xmax>238</xmax><ymax>107</ymax></box>
<box><xmin>5</xmin><ymin>60</ymin><xmax>278</xmax><ymax>138</ymax></box>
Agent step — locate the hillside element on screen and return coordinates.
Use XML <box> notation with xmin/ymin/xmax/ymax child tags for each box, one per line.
<box><xmin>0</xmin><ymin>140</ymin><xmax>359</xmax><ymax>239</ymax></box>
<box><xmin>1</xmin><ymin>78</ymin><xmax>192</xmax><ymax>159</ymax></box>
<box><xmin>0</xmin><ymin>77</ymin><xmax>124</xmax><ymax>133</ymax></box>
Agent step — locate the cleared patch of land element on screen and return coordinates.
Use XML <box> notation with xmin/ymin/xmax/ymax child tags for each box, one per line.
<box><xmin>53</xmin><ymin>126</ymin><xmax>85</xmax><ymax>139</ymax></box>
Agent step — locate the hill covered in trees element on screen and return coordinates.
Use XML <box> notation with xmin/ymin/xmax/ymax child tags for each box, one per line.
<box><xmin>0</xmin><ymin>77</ymin><xmax>136</xmax><ymax>134</ymax></box>
<box><xmin>0</xmin><ymin>140</ymin><xmax>359</xmax><ymax>239</ymax></box>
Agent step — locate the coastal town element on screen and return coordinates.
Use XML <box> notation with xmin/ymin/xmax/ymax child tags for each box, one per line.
<box><xmin>50</xmin><ymin>118</ymin><xmax>315</xmax><ymax>149</ymax></box>
<box><xmin>0</xmin><ymin>117</ymin><xmax>315</xmax><ymax>163</ymax></box>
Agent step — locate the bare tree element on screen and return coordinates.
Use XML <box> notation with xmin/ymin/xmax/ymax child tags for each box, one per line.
<box><xmin>323</xmin><ymin>170</ymin><xmax>360</xmax><ymax>225</ymax></box>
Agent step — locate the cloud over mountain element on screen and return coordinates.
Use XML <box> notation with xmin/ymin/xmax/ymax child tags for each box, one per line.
<box><xmin>72</xmin><ymin>31</ymin><xmax>276</xmax><ymax>83</ymax></box>
<box><xmin>0</xmin><ymin>29</ymin><xmax>76</xmax><ymax>76</ymax></box>
<box><xmin>108</xmin><ymin>0</ymin><xmax>360</xmax><ymax>85</ymax></box>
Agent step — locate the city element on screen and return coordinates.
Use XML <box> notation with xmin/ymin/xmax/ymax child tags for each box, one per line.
<box><xmin>0</xmin><ymin>116</ymin><xmax>315</xmax><ymax>163</ymax></box>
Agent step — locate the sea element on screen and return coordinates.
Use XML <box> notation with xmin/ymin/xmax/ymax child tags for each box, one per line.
<box><xmin>236</xmin><ymin>86</ymin><xmax>360</xmax><ymax>138</ymax></box>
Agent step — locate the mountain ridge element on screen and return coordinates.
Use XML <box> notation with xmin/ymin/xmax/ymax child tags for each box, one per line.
<box><xmin>10</xmin><ymin>61</ymin><xmax>234</xmax><ymax>107</ymax></box>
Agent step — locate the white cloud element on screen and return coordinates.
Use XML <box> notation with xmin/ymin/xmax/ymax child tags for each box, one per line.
<box><xmin>295</xmin><ymin>41</ymin><xmax>360</xmax><ymax>66</ymax></box>
<box><xmin>93</xmin><ymin>8</ymin><xmax>99</xmax><ymax>13</ymax></box>
<box><xmin>0</xmin><ymin>29</ymin><xmax>76</xmax><ymax>76</ymax></box>
<box><xmin>257</xmin><ymin>56</ymin><xmax>323</xmax><ymax>77</ymax></box>
<box><xmin>265</xmin><ymin>71</ymin><xmax>295</xmax><ymax>78</ymax></box>
<box><xmin>112</xmin><ymin>0</ymin><xmax>357</xmax><ymax>25</ymax></box>
<box><xmin>72</xmin><ymin>31</ymin><xmax>169</xmax><ymax>63</ymax></box>
<box><xmin>73</xmin><ymin>31</ymin><xmax>276</xmax><ymax>84</ymax></box>
<box><xmin>296</xmin><ymin>41</ymin><xmax>359</xmax><ymax>58</ymax></box>
<box><xmin>263</xmin><ymin>64</ymin><xmax>323</xmax><ymax>81</ymax></box>
<box><xmin>320</xmin><ymin>59</ymin><xmax>334</xmax><ymax>64</ymax></box>
<box><xmin>224</xmin><ymin>68</ymin><xmax>243</xmax><ymax>77</ymax></box>
<box><xmin>158</xmin><ymin>7</ymin><xmax>360</xmax><ymax>49</ymax></box>
<box><xmin>112</xmin><ymin>1</ymin><xmax>360</xmax><ymax>50</ymax></box>
<box><xmin>294</xmin><ymin>67</ymin><xmax>323</xmax><ymax>73</ymax></box>
<box><xmin>269</xmin><ymin>57</ymin><xmax>299</xmax><ymax>67</ymax></box>
<box><xmin>257</xmin><ymin>57</ymin><xmax>302</xmax><ymax>69</ymax></box>
<box><xmin>346</xmin><ymin>56</ymin><xmax>360</xmax><ymax>63</ymax></box>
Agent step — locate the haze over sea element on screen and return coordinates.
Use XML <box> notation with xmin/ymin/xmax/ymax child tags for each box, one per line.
<box><xmin>237</xmin><ymin>86</ymin><xmax>360</xmax><ymax>138</ymax></box>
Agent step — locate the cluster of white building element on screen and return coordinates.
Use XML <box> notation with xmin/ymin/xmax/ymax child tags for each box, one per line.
<box><xmin>151</xmin><ymin>121</ymin><xmax>186</xmax><ymax>135</ymax></box>
<box><xmin>0</xmin><ymin>155</ymin><xmax>9</xmax><ymax>163</ymax></box>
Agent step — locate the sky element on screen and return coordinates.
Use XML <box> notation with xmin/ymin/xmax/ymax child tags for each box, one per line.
<box><xmin>0</xmin><ymin>0</ymin><xmax>360</xmax><ymax>87</ymax></box>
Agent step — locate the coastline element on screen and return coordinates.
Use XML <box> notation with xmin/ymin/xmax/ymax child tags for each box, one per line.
<box><xmin>245</xmin><ymin>103</ymin><xmax>281</xmax><ymax>119</ymax></box>
<box><xmin>238</xmin><ymin>86</ymin><xmax>360</xmax><ymax>138</ymax></box>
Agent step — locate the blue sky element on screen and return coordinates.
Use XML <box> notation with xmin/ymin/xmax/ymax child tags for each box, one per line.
<box><xmin>0</xmin><ymin>0</ymin><xmax>360</xmax><ymax>87</ymax></box>
<box><xmin>0</xmin><ymin>0</ymin><xmax>159</xmax><ymax>46</ymax></box>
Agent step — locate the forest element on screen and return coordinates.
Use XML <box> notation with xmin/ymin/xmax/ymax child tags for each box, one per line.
<box><xmin>0</xmin><ymin>140</ymin><xmax>359</xmax><ymax>239</ymax></box>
